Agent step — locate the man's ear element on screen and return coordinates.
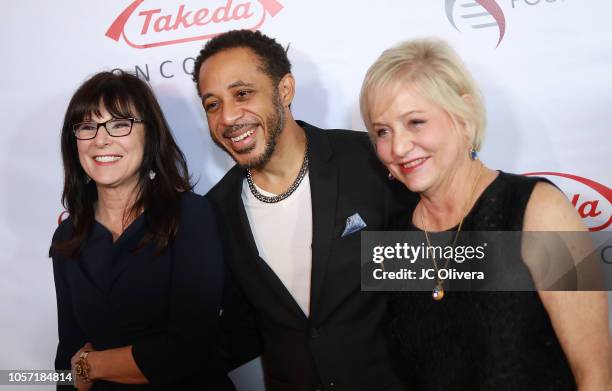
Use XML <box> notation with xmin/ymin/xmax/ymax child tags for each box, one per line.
<box><xmin>277</xmin><ymin>73</ymin><xmax>295</xmax><ymax>107</ymax></box>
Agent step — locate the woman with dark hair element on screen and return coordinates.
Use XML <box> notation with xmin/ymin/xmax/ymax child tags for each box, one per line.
<box><xmin>50</xmin><ymin>70</ymin><xmax>234</xmax><ymax>390</ymax></box>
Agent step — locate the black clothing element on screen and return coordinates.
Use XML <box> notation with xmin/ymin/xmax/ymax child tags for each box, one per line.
<box><xmin>50</xmin><ymin>192</ymin><xmax>234</xmax><ymax>390</ymax></box>
<box><xmin>207</xmin><ymin>121</ymin><xmax>417</xmax><ymax>391</ymax></box>
<box><xmin>389</xmin><ymin>172</ymin><xmax>575</xmax><ymax>391</ymax></box>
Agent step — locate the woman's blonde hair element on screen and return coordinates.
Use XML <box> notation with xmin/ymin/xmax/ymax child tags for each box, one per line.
<box><xmin>360</xmin><ymin>38</ymin><xmax>486</xmax><ymax>151</ymax></box>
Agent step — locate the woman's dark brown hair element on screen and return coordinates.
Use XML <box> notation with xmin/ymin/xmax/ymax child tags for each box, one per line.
<box><xmin>56</xmin><ymin>70</ymin><xmax>192</xmax><ymax>257</ymax></box>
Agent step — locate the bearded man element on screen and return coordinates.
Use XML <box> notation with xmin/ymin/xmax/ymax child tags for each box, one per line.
<box><xmin>194</xmin><ymin>30</ymin><xmax>415</xmax><ymax>391</ymax></box>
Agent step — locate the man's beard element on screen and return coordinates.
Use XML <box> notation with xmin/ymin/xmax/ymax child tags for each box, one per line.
<box><xmin>241</xmin><ymin>92</ymin><xmax>285</xmax><ymax>169</ymax></box>
<box><xmin>217</xmin><ymin>91</ymin><xmax>285</xmax><ymax>170</ymax></box>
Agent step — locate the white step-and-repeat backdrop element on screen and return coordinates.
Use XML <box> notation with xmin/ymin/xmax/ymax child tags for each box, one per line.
<box><xmin>1</xmin><ymin>1</ymin><xmax>610</xmax><ymax>390</ymax></box>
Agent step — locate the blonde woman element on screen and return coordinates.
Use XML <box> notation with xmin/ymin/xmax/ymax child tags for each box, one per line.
<box><xmin>360</xmin><ymin>38</ymin><xmax>611</xmax><ymax>390</ymax></box>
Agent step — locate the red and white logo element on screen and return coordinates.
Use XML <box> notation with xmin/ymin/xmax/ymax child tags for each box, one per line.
<box><xmin>445</xmin><ymin>0</ymin><xmax>506</xmax><ymax>47</ymax></box>
<box><xmin>524</xmin><ymin>172</ymin><xmax>612</xmax><ymax>232</ymax></box>
<box><xmin>106</xmin><ymin>0</ymin><xmax>284</xmax><ymax>49</ymax></box>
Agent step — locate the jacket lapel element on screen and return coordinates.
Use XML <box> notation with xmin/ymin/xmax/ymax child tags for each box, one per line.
<box><xmin>221</xmin><ymin>165</ymin><xmax>308</xmax><ymax>323</ymax></box>
<box><xmin>224</xmin><ymin>166</ymin><xmax>260</xmax><ymax>256</ymax></box>
<box><xmin>301</xmin><ymin>122</ymin><xmax>338</xmax><ymax>321</ymax></box>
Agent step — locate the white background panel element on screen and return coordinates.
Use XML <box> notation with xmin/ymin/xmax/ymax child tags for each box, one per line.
<box><xmin>1</xmin><ymin>1</ymin><xmax>610</xmax><ymax>389</ymax></box>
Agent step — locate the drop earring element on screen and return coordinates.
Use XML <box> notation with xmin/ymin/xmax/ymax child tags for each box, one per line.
<box><xmin>84</xmin><ymin>175</ymin><xmax>91</xmax><ymax>184</ymax></box>
<box><xmin>388</xmin><ymin>172</ymin><xmax>394</xmax><ymax>180</ymax></box>
<box><xmin>470</xmin><ymin>148</ymin><xmax>478</xmax><ymax>160</ymax></box>
<box><xmin>148</xmin><ymin>170</ymin><xmax>156</xmax><ymax>180</ymax></box>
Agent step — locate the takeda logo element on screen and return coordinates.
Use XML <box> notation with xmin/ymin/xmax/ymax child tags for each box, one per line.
<box><xmin>445</xmin><ymin>0</ymin><xmax>506</xmax><ymax>47</ymax></box>
<box><xmin>106</xmin><ymin>0</ymin><xmax>284</xmax><ymax>49</ymax></box>
<box><xmin>524</xmin><ymin>172</ymin><xmax>612</xmax><ymax>231</ymax></box>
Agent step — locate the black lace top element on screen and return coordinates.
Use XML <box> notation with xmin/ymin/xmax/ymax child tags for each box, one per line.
<box><xmin>388</xmin><ymin>171</ymin><xmax>575</xmax><ymax>391</ymax></box>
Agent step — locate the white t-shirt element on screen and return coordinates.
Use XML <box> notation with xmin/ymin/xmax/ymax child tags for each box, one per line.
<box><xmin>241</xmin><ymin>175</ymin><xmax>313</xmax><ymax>317</ymax></box>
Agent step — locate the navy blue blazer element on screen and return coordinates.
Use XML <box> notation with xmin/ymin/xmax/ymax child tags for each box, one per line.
<box><xmin>50</xmin><ymin>192</ymin><xmax>234</xmax><ymax>390</ymax></box>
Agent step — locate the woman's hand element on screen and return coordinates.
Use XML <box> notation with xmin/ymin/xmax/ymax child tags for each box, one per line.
<box><xmin>69</xmin><ymin>343</ymin><xmax>148</xmax><ymax>386</ymax></box>
<box><xmin>71</xmin><ymin>342</ymin><xmax>94</xmax><ymax>391</ymax></box>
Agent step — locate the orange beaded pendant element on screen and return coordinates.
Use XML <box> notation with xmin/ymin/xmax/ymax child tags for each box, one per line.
<box><xmin>432</xmin><ymin>285</ymin><xmax>445</xmax><ymax>301</ymax></box>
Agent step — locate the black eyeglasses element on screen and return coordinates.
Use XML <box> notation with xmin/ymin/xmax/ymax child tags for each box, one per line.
<box><xmin>72</xmin><ymin>118</ymin><xmax>143</xmax><ymax>140</ymax></box>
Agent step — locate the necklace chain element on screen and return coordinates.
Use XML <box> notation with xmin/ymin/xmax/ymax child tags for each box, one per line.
<box><xmin>246</xmin><ymin>144</ymin><xmax>309</xmax><ymax>204</ymax></box>
<box><xmin>420</xmin><ymin>161</ymin><xmax>484</xmax><ymax>300</ymax></box>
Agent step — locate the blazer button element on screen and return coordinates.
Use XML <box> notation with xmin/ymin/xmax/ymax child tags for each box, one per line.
<box><xmin>310</xmin><ymin>328</ymin><xmax>321</xmax><ymax>338</ymax></box>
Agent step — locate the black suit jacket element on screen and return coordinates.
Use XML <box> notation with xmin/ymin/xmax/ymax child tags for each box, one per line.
<box><xmin>50</xmin><ymin>193</ymin><xmax>234</xmax><ymax>390</ymax></box>
<box><xmin>208</xmin><ymin>121</ymin><xmax>416</xmax><ymax>391</ymax></box>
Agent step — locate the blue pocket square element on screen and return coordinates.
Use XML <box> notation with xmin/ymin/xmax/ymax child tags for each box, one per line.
<box><xmin>341</xmin><ymin>213</ymin><xmax>367</xmax><ymax>237</ymax></box>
